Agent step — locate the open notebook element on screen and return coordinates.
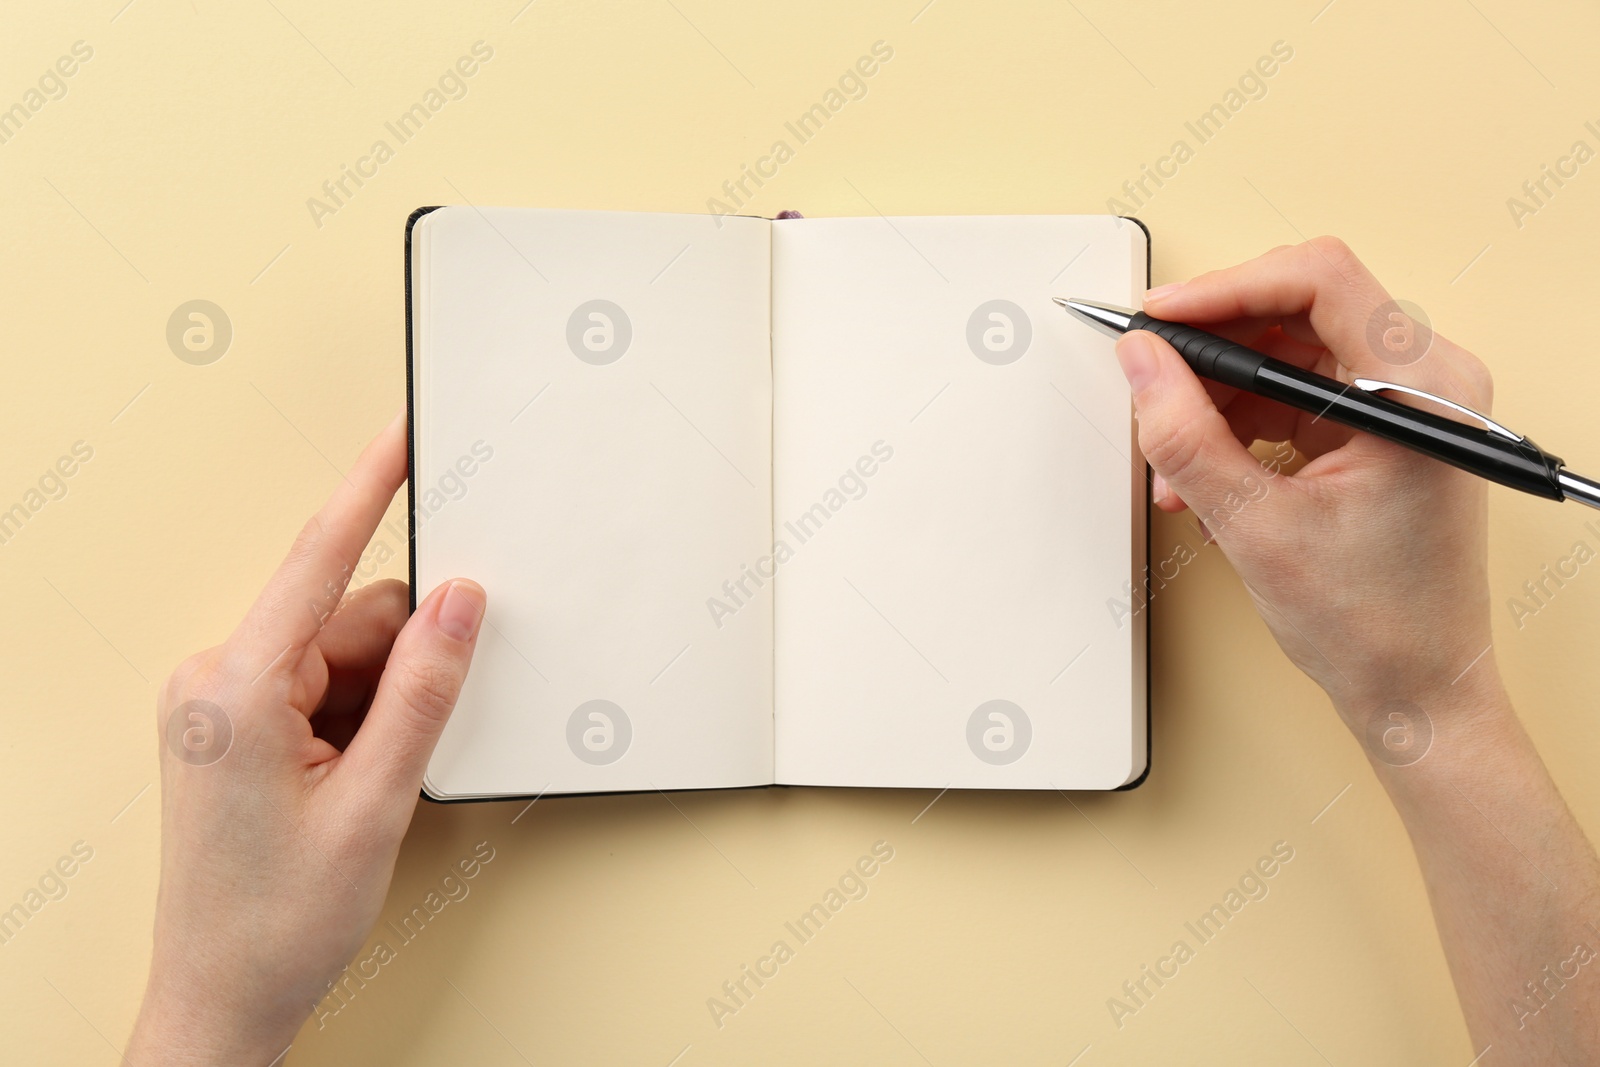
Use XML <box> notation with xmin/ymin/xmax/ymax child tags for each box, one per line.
<box><xmin>407</xmin><ymin>208</ymin><xmax>1149</xmax><ymax>799</ymax></box>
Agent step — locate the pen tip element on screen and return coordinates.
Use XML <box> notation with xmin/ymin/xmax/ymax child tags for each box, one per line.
<box><xmin>1054</xmin><ymin>297</ymin><xmax>1135</xmax><ymax>338</ymax></box>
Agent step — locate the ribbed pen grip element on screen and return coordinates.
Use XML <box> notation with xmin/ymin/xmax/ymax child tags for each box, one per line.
<box><xmin>1128</xmin><ymin>312</ymin><xmax>1266</xmax><ymax>389</ymax></box>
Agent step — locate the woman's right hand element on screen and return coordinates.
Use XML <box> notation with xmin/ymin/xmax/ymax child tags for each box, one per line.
<box><xmin>1115</xmin><ymin>237</ymin><xmax>1502</xmax><ymax>730</ymax></box>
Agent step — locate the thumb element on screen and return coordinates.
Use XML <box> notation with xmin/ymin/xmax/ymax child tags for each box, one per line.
<box><xmin>1117</xmin><ymin>330</ymin><xmax>1272</xmax><ymax>533</ymax></box>
<box><xmin>338</xmin><ymin>579</ymin><xmax>486</xmax><ymax>796</ymax></box>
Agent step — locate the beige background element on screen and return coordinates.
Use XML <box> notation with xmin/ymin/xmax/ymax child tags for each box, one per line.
<box><xmin>4</xmin><ymin>0</ymin><xmax>1599</xmax><ymax>1062</ymax></box>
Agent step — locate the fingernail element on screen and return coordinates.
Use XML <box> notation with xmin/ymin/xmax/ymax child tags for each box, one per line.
<box><xmin>1196</xmin><ymin>519</ymin><xmax>1214</xmax><ymax>545</ymax></box>
<box><xmin>438</xmin><ymin>581</ymin><xmax>485</xmax><ymax>642</ymax></box>
<box><xmin>1144</xmin><ymin>282</ymin><xmax>1184</xmax><ymax>303</ymax></box>
<box><xmin>1115</xmin><ymin>332</ymin><xmax>1160</xmax><ymax>392</ymax></box>
<box><xmin>1151</xmin><ymin>473</ymin><xmax>1169</xmax><ymax>504</ymax></box>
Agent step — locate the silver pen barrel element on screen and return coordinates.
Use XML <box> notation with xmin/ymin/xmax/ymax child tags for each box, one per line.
<box><xmin>1557</xmin><ymin>469</ymin><xmax>1600</xmax><ymax>510</ymax></box>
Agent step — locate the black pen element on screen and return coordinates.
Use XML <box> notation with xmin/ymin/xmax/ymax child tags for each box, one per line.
<box><xmin>1056</xmin><ymin>298</ymin><xmax>1600</xmax><ymax>511</ymax></box>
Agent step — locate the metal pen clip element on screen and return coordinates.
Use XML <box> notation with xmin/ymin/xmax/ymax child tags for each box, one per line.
<box><xmin>1350</xmin><ymin>378</ymin><xmax>1523</xmax><ymax>442</ymax></box>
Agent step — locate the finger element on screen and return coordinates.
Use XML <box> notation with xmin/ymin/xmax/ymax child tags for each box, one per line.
<box><xmin>1155</xmin><ymin>398</ymin><xmax>1327</xmax><ymax>514</ymax></box>
<box><xmin>1143</xmin><ymin>238</ymin><xmax>1397</xmax><ymax>374</ymax></box>
<box><xmin>1150</xmin><ymin>472</ymin><xmax>1188</xmax><ymax>514</ymax></box>
<box><xmin>1175</xmin><ymin>323</ymin><xmax>1350</xmax><ymax>454</ymax></box>
<box><xmin>1224</xmin><ymin>392</ymin><xmax>1355</xmax><ymax>459</ymax></box>
<box><xmin>1118</xmin><ymin>330</ymin><xmax>1288</xmax><ymax>536</ymax></box>
<box><xmin>315</xmin><ymin>579</ymin><xmax>410</xmax><ymax>676</ymax></box>
<box><xmin>334</xmin><ymin>579</ymin><xmax>486</xmax><ymax>799</ymax></box>
<box><xmin>296</xmin><ymin>579</ymin><xmax>410</xmax><ymax>723</ymax></box>
<box><xmin>1155</xmin><ymin>391</ymin><xmax>1319</xmax><ymax>514</ymax></box>
<box><xmin>230</xmin><ymin>410</ymin><xmax>408</xmax><ymax>672</ymax></box>
<box><xmin>1148</xmin><ymin>325</ymin><xmax>1334</xmax><ymax>513</ymax></box>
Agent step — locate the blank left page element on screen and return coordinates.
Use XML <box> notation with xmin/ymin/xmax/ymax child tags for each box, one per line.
<box><xmin>414</xmin><ymin>208</ymin><xmax>774</xmax><ymax>798</ymax></box>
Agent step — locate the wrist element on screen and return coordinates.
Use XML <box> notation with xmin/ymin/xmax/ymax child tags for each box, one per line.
<box><xmin>1331</xmin><ymin>665</ymin><xmax>1519</xmax><ymax>774</ymax></box>
<box><xmin>129</xmin><ymin>963</ymin><xmax>307</xmax><ymax>1067</ymax></box>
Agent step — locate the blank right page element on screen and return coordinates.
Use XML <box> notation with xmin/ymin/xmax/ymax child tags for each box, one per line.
<box><xmin>771</xmin><ymin>215</ymin><xmax>1148</xmax><ymax>790</ymax></box>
